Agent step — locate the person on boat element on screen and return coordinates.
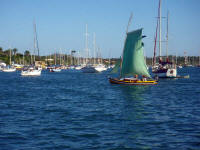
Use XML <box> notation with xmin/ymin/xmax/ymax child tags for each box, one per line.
<box><xmin>142</xmin><ymin>75</ymin><xmax>147</xmax><ymax>81</ymax></box>
<box><xmin>132</xmin><ymin>74</ymin><xmax>139</xmax><ymax>81</ymax></box>
<box><xmin>134</xmin><ymin>74</ymin><xmax>138</xmax><ymax>79</ymax></box>
<box><xmin>155</xmin><ymin>75</ymin><xmax>159</xmax><ymax>81</ymax></box>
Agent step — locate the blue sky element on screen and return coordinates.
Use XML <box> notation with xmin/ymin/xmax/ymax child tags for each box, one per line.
<box><xmin>1</xmin><ymin>0</ymin><xmax>200</xmax><ymax>58</ymax></box>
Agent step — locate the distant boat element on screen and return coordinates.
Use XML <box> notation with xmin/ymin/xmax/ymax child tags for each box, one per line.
<box><xmin>81</xmin><ymin>24</ymin><xmax>96</xmax><ymax>73</ymax></box>
<box><xmin>50</xmin><ymin>68</ymin><xmax>61</xmax><ymax>72</ymax></box>
<box><xmin>2</xmin><ymin>66</ymin><xmax>16</xmax><ymax>72</ymax></box>
<box><xmin>109</xmin><ymin>15</ymin><xmax>157</xmax><ymax>85</ymax></box>
<box><xmin>2</xmin><ymin>48</ymin><xmax>16</xmax><ymax>72</ymax></box>
<box><xmin>81</xmin><ymin>65</ymin><xmax>97</xmax><ymax>73</ymax></box>
<box><xmin>178</xmin><ymin>65</ymin><xmax>183</xmax><ymax>69</ymax></box>
<box><xmin>21</xmin><ymin>67</ymin><xmax>42</xmax><ymax>76</ymax></box>
<box><xmin>74</xmin><ymin>65</ymin><xmax>83</xmax><ymax>70</ymax></box>
<box><xmin>94</xmin><ymin>64</ymin><xmax>107</xmax><ymax>72</ymax></box>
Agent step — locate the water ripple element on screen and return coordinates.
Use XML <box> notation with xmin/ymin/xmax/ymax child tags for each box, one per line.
<box><xmin>0</xmin><ymin>68</ymin><xmax>200</xmax><ymax>149</ymax></box>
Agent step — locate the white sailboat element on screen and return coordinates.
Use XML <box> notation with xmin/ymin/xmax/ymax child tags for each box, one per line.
<box><xmin>81</xmin><ymin>24</ymin><xmax>97</xmax><ymax>73</ymax></box>
<box><xmin>2</xmin><ymin>67</ymin><xmax>16</xmax><ymax>72</ymax></box>
<box><xmin>21</xmin><ymin>66</ymin><xmax>42</xmax><ymax>76</ymax></box>
<box><xmin>94</xmin><ymin>64</ymin><xmax>107</xmax><ymax>72</ymax></box>
<box><xmin>2</xmin><ymin>48</ymin><xmax>16</xmax><ymax>72</ymax></box>
<box><xmin>49</xmin><ymin>51</ymin><xmax>62</xmax><ymax>72</ymax></box>
<box><xmin>94</xmin><ymin>48</ymin><xmax>107</xmax><ymax>72</ymax></box>
<box><xmin>152</xmin><ymin>0</ymin><xmax>177</xmax><ymax>78</ymax></box>
<box><xmin>50</xmin><ymin>67</ymin><xmax>61</xmax><ymax>72</ymax></box>
<box><xmin>21</xmin><ymin>20</ymin><xmax>42</xmax><ymax>76</ymax></box>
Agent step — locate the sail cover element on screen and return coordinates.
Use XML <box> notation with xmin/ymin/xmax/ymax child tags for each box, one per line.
<box><xmin>120</xmin><ymin>28</ymin><xmax>150</xmax><ymax>78</ymax></box>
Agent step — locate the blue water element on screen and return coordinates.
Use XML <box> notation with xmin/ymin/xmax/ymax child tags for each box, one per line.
<box><xmin>0</xmin><ymin>67</ymin><xmax>200</xmax><ymax>150</ymax></box>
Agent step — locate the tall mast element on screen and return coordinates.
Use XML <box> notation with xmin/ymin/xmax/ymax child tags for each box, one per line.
<box><xmin>184</xmin><ymin>51</ymin><xmax>187</xmax><ymax>65</ymax></box>
<box><xmin>109</xmin><ymin>49</ymin><xmax>111</xmax><ymax>67</ymax></box>
<box><xmin>159</xmin><ymin>0</ymin><xmax>162</xmax><ymax>60</ymax></box>
<box><xmin>55</xmin><ymin>51</ymin><xmax>56</xmax><ymax>65</ymax></box>
<box><xmin>85</xmin><ymin>24</ymin><xmax>89</xmax><ymax>64</ymax></box>
<box><xmin>199</xmin><ymin>50</ymin><xmax>200</xmax><ymax>65</ymax></box>
<box><xmin>166</xmin><ymin>10</ymin><xmax>169</xmax><ymax>61</ymax></box>
<box><xmin>93</xmin><ymin>32</ymin><xmax>96</xmax><ymax>64</ymax></box>
<box><xmin>120</xmin><ymin>13</ymin><xmax>133</xmax><ymax>78</ymax></box>
<box><xmin>49</xmin><ymin>53</ymin><xmax>50</xmax><ymax>65</ymax></box>
<box><xmin>45</xmin><ymin>53</ymin><xmax>47</xmax><ymax>65</ymax></box>
<box><xmin>153</xmin><ymin>0</ymin><xmax>161</xmax><ymax>66</ymax></box>
<box><xmin>60</xmin><ymin>48</ymin><xmax>61</xmax><ymax>65</ymax></box>
<box><xmin>33</xmin><ymin>19</ymin><xmax>40</xmax><ymax>61</ymax></box>
<box><xmin>9</xmin><ymin>48</ymin><xmax>12</xmax><ymax>66</ymax></box>
<box><xmin>23</xmin><ymin>51</ymin><xmax>25</xmax><ymax>65</ymax></box>
<box><xmin>31</xmin><ymin>52</ymin><xmax>33</xmax><ymax>65</ymax></box>
<box><xmin>33</xmin><ymin>20</ymin><xmax>36</xmax><ymax>62</ymax></box>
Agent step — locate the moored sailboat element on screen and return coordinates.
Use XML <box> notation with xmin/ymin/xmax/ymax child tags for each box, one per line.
<box><xmin>94</xmin><ymin>64</ymin><xmax>107</xmax><ymax>72</ymax></box>
<box><xmin>81</xmin><ymin>24</ymin><xmax>97</xmax><ymax>73</ymax></box>
<box><xmin>2</xmin><ymin>66</ymin><xmax>16</xmax><ymax>72</ymax></box>
<box><xmin>2</xmin><ymin>48</ymin><xmax>16</xmax><ymax>72</ymax></box>
<box><xmin>152</xmin><ymin>0</ymin><xmax>177</xmax><ymax>78</ymax></box>
<box><xmin>21</xmin><ymin>66</ymin><xmax>42</xmax><ymax>76</ymax></box>
<box><xmin>21</xmin><ymin>20</ymin><xmax>42</xmax><ymax>76</ymax></box>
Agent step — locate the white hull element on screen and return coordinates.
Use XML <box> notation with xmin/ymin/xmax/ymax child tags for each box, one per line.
<box><xmin>94</xmin><ymin>65</ymin><xmax>107</xmax><ymax>72</ymax></box>
<box><xmin>154</xmin><ymin>68</ymin><xmax>177</xmax><ymax>78</ymax></box>
<box><xmin>21</xmin><ymin>69</ymin><xmax>41</xmax><ymax>76</ymax></box>
<box><xmin>75</xmin><ymin>66</ymin><xmax>83</xmax><ymax>70</ymax></box>
<box><xmin>178</xmin><ymin>66</ymin><xmax>183</xmax><ymax>69</ymax></box>
<box><xmin>2</xmin><ymin>68</ymin><xmax>16</xmax><ymax>72</ymax></box>
<box><xmin>52</xmin><ymin>69</ymin><xmax>61</xmax><ymax>72</ymax></box>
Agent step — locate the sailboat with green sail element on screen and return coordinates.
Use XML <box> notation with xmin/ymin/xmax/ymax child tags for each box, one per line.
<box><xmin>109</xmin><ymin>16</ymin><xmax>157</xmax><ymax>85</ymax></box>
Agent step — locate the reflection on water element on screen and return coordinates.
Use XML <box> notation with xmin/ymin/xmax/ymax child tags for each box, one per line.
<box><xmin>120</xmin><ymin>85</ymin><xmax>149</xmax><ymax>100</ymax></box>
<box><xmin>116</xmin><ymin>85</ymin><xmax>152</xmax><ymax>149</ymax></box>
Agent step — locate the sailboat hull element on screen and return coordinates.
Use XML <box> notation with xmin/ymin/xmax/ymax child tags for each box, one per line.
<box><xmin>109</xmin><ymin>78</ymin><xmax>157</xmax><ymax>85</ymax></box>
<box><xmin>51</xmin><ymin>68</ymin><xmax>61</xmax><ymax>72</ymax></box>
<box><xmin>153</xmin><ymin>68</ymin><xmax>177</xmax><ymax>78</ymax></box>
<box><xmin>2</xmin><ymin>68</ymin><xmax>16</xmax><ymax>72</ymax></box>
<box><xmin>21</xmin><ymin>70</ymin><xmax>41</xmax><ymax>76</ymax></box>
<box><xmin>81</xmin><ymin>66</ymin><xmax>97</xmax><ymax>73</ymax></box>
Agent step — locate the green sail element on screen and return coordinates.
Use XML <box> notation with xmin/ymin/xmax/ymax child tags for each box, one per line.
<box><xmin>120</xmin><ymin>28</ymin><xmax>150</xmax><ymax>78</ymax></box>
<box><xmin>110</xmin><ymin>58</ymin><xmax>121</xmax><ymax>73</ymax></box>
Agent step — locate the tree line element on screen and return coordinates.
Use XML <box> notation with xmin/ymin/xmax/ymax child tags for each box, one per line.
<box><xmin>0</xmin><ymin>46</ymin><xmax>199</xmax><ymax>66</ymax></box>
<box><xmin>0</xmin><ymin>47</ymin><xmax>34</xmax><ymax>65</ymax></box>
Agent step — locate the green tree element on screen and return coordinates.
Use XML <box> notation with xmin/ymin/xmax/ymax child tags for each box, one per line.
<box><xmin>0</xmin><ymin>47</ymin><xmax>3</xmax><ymax>53</ymax></box>
<box><xmin>4</xmin><ymin>49</ymin><xmax>10</xmax><ymax>56</ymax></box>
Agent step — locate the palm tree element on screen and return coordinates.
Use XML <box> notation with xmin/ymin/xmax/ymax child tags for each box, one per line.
<box><xmin>24</xmin><ymin>50</ymin><xmax>30</xmax><ymax>56</ymax></box>
<box><xmin>13</xmin><ymin>48</ymin><xmax>18</xmax><ymax>56</ymax></box>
